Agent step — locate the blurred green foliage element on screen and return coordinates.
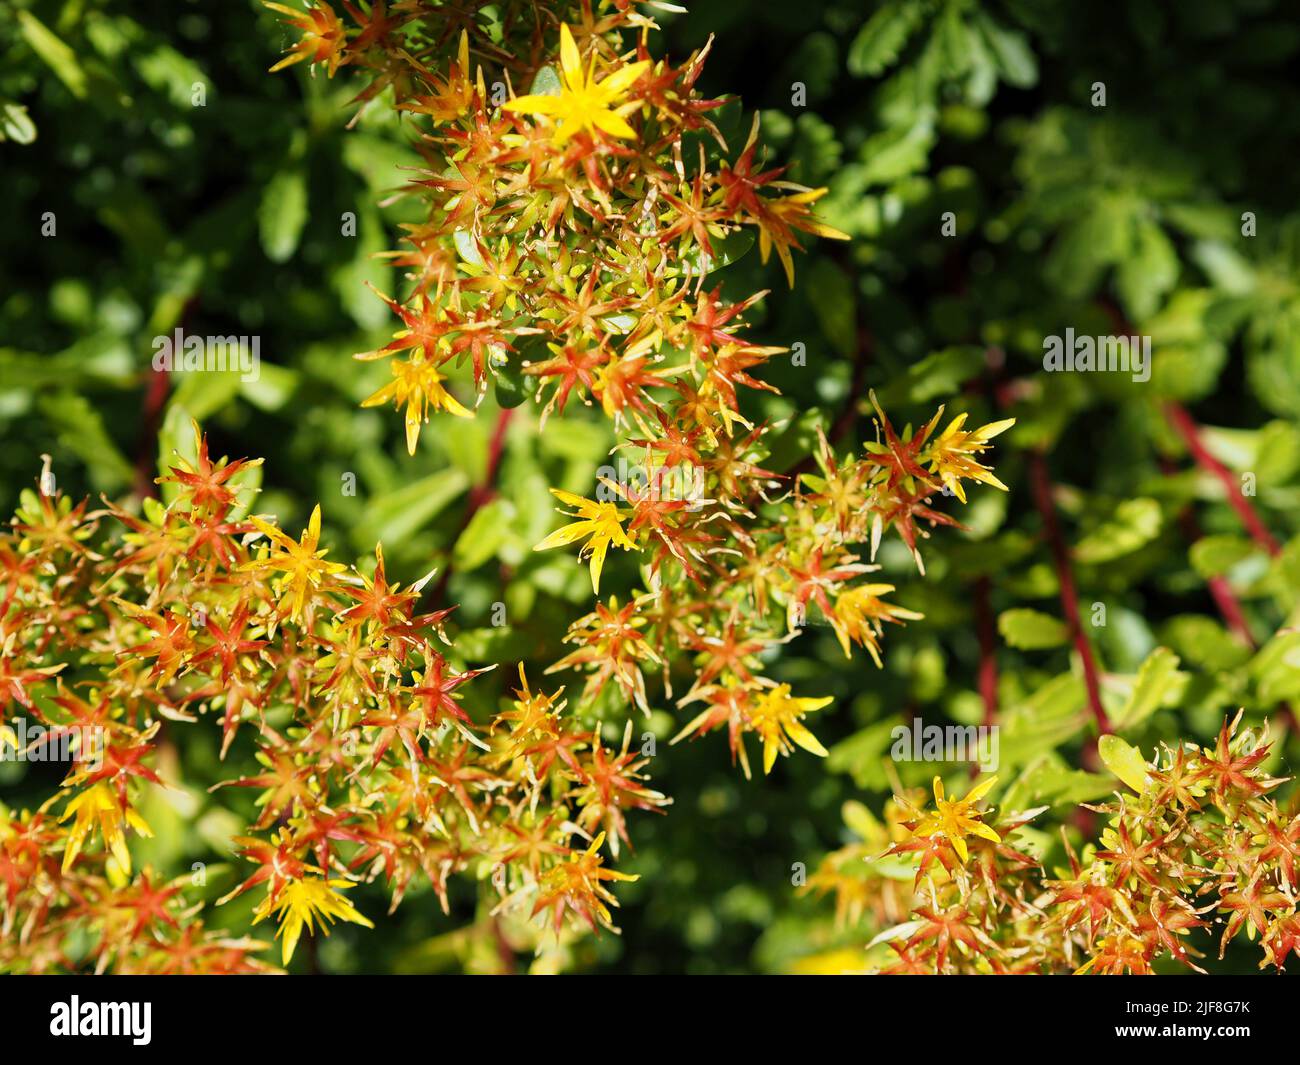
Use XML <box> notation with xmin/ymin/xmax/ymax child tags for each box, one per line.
<box><xmin>3</xmin><ymin>0</ymin><xmax>1300</xmax><ymax>972</ymax></box>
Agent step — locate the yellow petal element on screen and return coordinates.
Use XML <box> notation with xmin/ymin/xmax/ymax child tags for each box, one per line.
<box><xmin>588</xmin><ymin>538</ymin><xmax>609</xmax><ymax>593</ymax></box>
<box><xmin>784</xmin><ymin>719</ymin><xmax>828</xmax><ymax>758</ymax></box>
<box><xmin>593</xmin><ymin>110</ymin><xmax>637</xmax><ymax>140</ymax></box>
<box><xmin>534</xmin><ymin>520</ymin><xmax>595</xmax><ymax>551</ymax></box>
<box><xmin>559</xmin><ymin>23</ymin><xmax>581</xmax><ymax>86</ymax></box>
<box><xmin>973</xmin><ymin>418</ymin><xmax>1017</xmax><ymax>440</ymax></box>
<box><xmin>962</xmin><ymin>775</ymin><xmax>998</xmax><ymax>804</ymax></box>
<box><xmin>599</xmin><ymin>61</ymin><xmax>649</xmax><ymax>96</ymax></box>
<box><xmin>502</xmin><ymin>94</ymin><xmax>562</xmax><ymax>116</ymax></box>
<box><xmin>549</xmin><ymin>488</ymin><xmax>592</xmax><ymax>509</ymax></box>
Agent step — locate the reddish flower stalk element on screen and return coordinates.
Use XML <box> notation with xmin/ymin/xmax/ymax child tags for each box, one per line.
<box><xmin>1029</xmin><ymin>450</ymin><xmax>1109</xmax><ymax>732</ymax></box>
<box><xmin>1165</xmin><ymin>401</ymin><xmax>1280</xmax><ymax>557</ymax></box>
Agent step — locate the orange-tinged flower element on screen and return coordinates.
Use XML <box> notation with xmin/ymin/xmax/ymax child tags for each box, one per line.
<box><xmin>534</xmin><ymin>488</ymin><xmax>637</xmax><ymax>594</ymax></box>
<box><xmin>757</xmin><ymin>187</ymin><xmax>849</xmax><ymax>286</ymax></box>
<box><xmin>264</xmin><ymin>2</ymin><xmax>347</xmax><ymax>76</ymax></box>
<box><xmin>159</xmin><ymin>423</ymin><xmax>263</xmax><ymax>515</ymax></box>
<box><xmin>830</xmin><ymin>583</ymin><xmax>924</xmax><ymax>663</ymax></box>
<box><xmin>531</xmin><ymin>831</ymin><xmax>638</xmax><ymax>934</ymax></box>
<box><xmin>398</xmin><ymin>29</ymin><xmax>476</xmax><ymax>122</ymax></box>
<box><xmin>243</xmin><ymin>504</ymin><xmax>346</xmax><ymax>619</ymax></box>
<box><xmin>361</xmin><ymin>358</ymin><xmax>472</xmax><ymax>455</ymax></box>
<box><xmin>503</xmin><ymin>24</ymin><xmax>649</xmax><ymax>146</ymax></box>
<box><xmin>913</xmin><ymin>776</ymin><xmax>1002</xmax><ymax>863</ymax></box>
<box><xmin>1074</xmin><ymin>934</ymin><xmax>1154</xmax><ymax>975</ymax></box>
<box><xmin>925</xmin><ymin>413</ymin><xmax>1015</xmax><ymax>503</ymax></box>
<box><xmin>746</xmin><ymin>683</ymin><xmax>831</xmax><ymax>774</ymax></box>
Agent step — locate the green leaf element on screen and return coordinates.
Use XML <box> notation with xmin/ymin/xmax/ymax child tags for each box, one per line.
<box><xmin>680</xmin><ymin>227</ymin><xmax>755</xmax><ymax>275</ymax></box>
<box><xmin>529</xmin><ymin>64</ymin><xmax>563</xmax><ymax>97</ymax></box>
<box><xmin>857</xmin><ymin>118</ymin><xmax>936</xmax><ymax>186</ymax></box>
<box><xmin>1191</xmin><ymin>240</ymin><xmax>1257</xmax><ymax>295</ymax></box>
<box><xmin>997</xmin><ymin>673</ymin><xmax>1089</xmax><ymax>769</ymax></box>
<box><xmin>241</xmin><ymin>362</ymin><xmax>301</xmax><ymax>413</ymax></box>
<box><xmin>1110</xmin><ymin>647</ymin><xmax>1183</xmax><ymax>731</ymax></box>
<box><xmin>1001</xmin><ymin>753</ymin><xmax>1114</xmax><ymax>812</ymax></box>
<box><xmin>826</xmin><ymin>719</ymin><xmax>903</xmax><ymax>791</ymax></box>
<box><xmin>1116</xmin><ymin>220</ymin><xmax>1178</xmax><ymax>321</ymax></box>
<box><xmin>1162</xmin><ymin>615</ymin><xmax>1251</xmax><ymax>672</ymax></box>
<box><xmin>18</xmin><ymin>12</ymin><xmax>88</xmax><ymax>98</ymax></box>
<box><xmin>333</xmin><ymin>205</ymin><xmax>392</xmax><ymax>329</ymax></box>
<box><xmin>841</xmin><ymin>800</ymin><xmax>883</xmax><ymax>843</ymax></box>
<box><xmin>1044</xmin><ymin>198</ymin><xmax>1133</xmax><ymax>298</ymax></box>
<box><xmin>170</xmin><ymin>366</ymin><xmax>242</xmax><ymax>423</ymax></box>
<box><xmin>806</xmin><ymin>258</ymin><xmax>857</xmax><ymax>359</ymax></box>
<box><xmin>1074</xmin><ymin>498</ymin><xmax>1162</xmax><ymax>563</ymax></box>
<box><xmin>0</xmin><ymin>101</ymin><xmax>37</xmax><ymax>144</ymax></box>
<box><xmin>875</xmin><ymin>346</ymin><xmax>986</xmax><ymax>406</ymax></box>
<box><xmin>1189</xmin><ymin>534</ymin><xmax>1256</xmax><ymax>578</ymax></box>
<box><xmin>351</xmin><ymin>469</ymin><xmax>469</xmax><ymax>550</ymax></box>
<box><xmin>453</xmin><ymin>229</ymin><xmax>484</xmax><ymax>267</ymax></box>
<box><xmin>493</xmin><ymin>348</ymin><xmax>530</xmax><ymax>409</ymax></box>
<box><xmin>973</xmin><ymin>13</ymin><xmax>1038</xmax><ymax>89</ymax></box>
<box><xmin>1098</xmin><ymin>734</ymin><xmax>1150</xmax><ymax>794</ymax></box>
<box><xmin>847</xmin><ymin>1</ymin><xmax>924</xmax><ymax>78</ymax></box>
<box><xmin>452</xmin><ymin>499</ymin><xmax>512</xmax><ymax>573</ymax></box>
<box><xmin>259</xmin><ymin>168</ymin><xmax>308</xmax><ymax>264</ymax></box>
<box><xmin>1248</xmin><ymin>630</ymin><xmax>1300</xmax><ymax>704</ymax></box>
<box><xmin>38</xmin><ymin>392</ymin><xmax>133</xmax><ymax>493</ymax></box>
<box><xmin>156</xmin><ymin>403</ymin><xmax>200</xmax><ymax>507</ymax></box>
<box><xmin>997</xmin><ymin>608</ymin><xmax>1068</xmax><ymax>650</ymax></box>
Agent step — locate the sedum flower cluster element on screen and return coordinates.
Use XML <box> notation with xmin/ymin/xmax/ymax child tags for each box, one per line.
<box><xmin>801</xmin><ymin>714</ymin><xmax>1300</xmax><ymax>974</ymax></box>
<box><xmin>264</xmin><ymin>0</ymin><xmax>1013</xmax><ymax>778</ymax></box>
<box><xmin>0</xmin><ymin>1</ymin><xmax>1017</xmax><ymax>974</ymax></box>
<box><xmin>0</xmin><ymin>435</ymin><xmax>658</xmax><ymax>972</ymax></box>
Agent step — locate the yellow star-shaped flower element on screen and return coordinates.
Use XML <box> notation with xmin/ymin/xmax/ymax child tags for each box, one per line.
<box><xmin>913</xmin><ymin>775</ymin><xmax>1002</xmax><ymax>863</ymax></box>
<box><xmin>361</xmin><ymin>357</ymin><xmax>473</xmax><ymax>456</ymax></box>
<box><xmin>747</xmin><ymin>683</ymin><xmax>832</xmax><ymax>774</ymax></box>
<box><xmin>925</xmin><ymin>414</ymin><xmax>1015</xmax><ymax>503</ymax></box>
<box><xmin>254</xmin><ymin>877</ymin><xmax>374</xmax><ymax>966</ymax></box>
<box><xmin>533</xmin><ymin>488</ymin><xmax>637</xmax><ymax>594</ymax></box>
<box><xmin>243</xmin><ymin>504</ymin><xmax>346</xmax><ymax>619</ymax></box>
<box><xmin>503</xmin><ymin>24</ymin><xmax>649</xmax><ymax>145</ymax></box>
<box><xmin>59</xmin><ymin>782</ymin><xmax>153</xmax><ymax>876</ymax></box>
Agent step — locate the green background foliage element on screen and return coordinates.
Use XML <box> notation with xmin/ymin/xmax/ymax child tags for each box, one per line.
<box><xmin>3</xmin><ymin>0</ymin><xmax>1299</xmax><ymax>972</ymax></box>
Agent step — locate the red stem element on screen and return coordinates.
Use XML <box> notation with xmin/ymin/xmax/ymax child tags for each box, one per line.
<box><xmin>1165</xmin><ymin>402</ymin><xmax>1280</xmax><ymax>557</ymax></box>
<box><xmin>1163</xmin><ymin>445</ymin><xmax>1300</xmax><ymax>732</ymax></box>
<box><xmin>1029</xmin><ymin>450</ymin><xmax>1110</xmax><ymax>732</ymax></box>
